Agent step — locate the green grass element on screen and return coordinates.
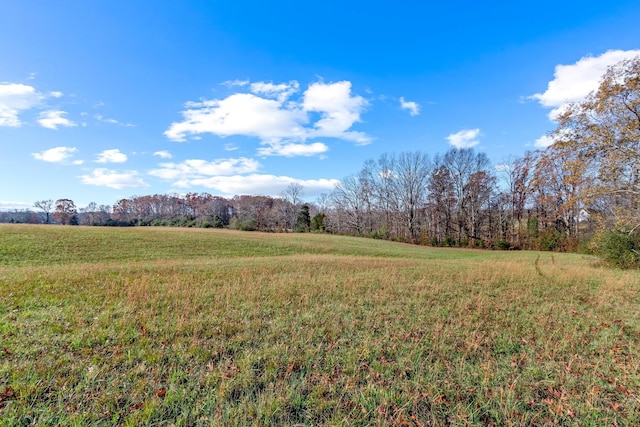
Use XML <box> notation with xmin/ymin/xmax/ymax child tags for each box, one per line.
<box><xmin>1</xmin><ymin>224</ymin><xmax>640</xmax><ymax>425</ymax></box>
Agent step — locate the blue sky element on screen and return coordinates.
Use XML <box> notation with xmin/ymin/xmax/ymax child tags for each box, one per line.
<box><xmin>2</xmin><ymin>1</ymin><xmax>640</xmax><ymax>210</ymax></box>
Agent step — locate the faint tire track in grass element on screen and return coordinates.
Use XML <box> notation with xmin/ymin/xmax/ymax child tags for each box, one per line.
<box><xmin>534</xmin><ymin>254</ymin><xmax>556</xmax><ymax>286</ymax></box>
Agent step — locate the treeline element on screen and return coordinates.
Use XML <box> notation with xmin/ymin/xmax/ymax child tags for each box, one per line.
<box><xmin>3</xmin><ymin>146</ymin><xmax>590</xmax><ymax>252</ymax></box>
<box><xmin>11</xmin><ymin>187</ymin><xmax>321</xmax><ymax>233</ymax></box>
<box><xmin>327</xmin><ymin>148</ymin><xmax>584</xmax><ymax>251</ymax></box>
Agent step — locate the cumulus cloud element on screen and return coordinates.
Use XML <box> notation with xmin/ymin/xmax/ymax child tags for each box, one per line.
<box><xmin>446</xmin><ymin>128</ymin><xmax>481</xmax><ymax>149</ymax></box>
<box><xmin>399</xmin><ymin>97</ymin><xmax>420</xmax><ymax>116</ymax></box>
<box><xmin>153</xmin><ymin>150</ymin><xmax>172</xmax><ymax>159</ymax></box>
<box><xmin>530</xmin><ymin>49</ymin><xmax>640</xmax><ymax>120</ymax></box>
<box><xmin>38</xmin><ymin>110</ymin><xmax>76</xmax><ymax>130</ymax></box>
<box><xmin>165</xmin><ymin>92</ymin><xmax>307</xmax><ymax>142</ymax></box>
<box><xmin>96</xmin><ymin>149</ymin><xmax>127</xmax><ymax>163</ymax></box>
<box><xmin>32</xmin><ymin>146</ymin><xmax>81</xmax><ymax>163</ymax></box>
<box><xmin>80</xmin><ymin>168</ymin><xmax>150</xmax><ymax>189</ymax></box>
<box><xmin>0</xmin><ymin>83</ymin><xmax>42</xmax><ymax>126</ymax></box>
<box><xmin>165</xmin><ymin>80</ymin><xmax>370</xmax><ymax>155</ymax></box>
<box><xmin>302</xmin><ymin>81</ymin><xmax>369</xmax><ymax>144</ymax></box>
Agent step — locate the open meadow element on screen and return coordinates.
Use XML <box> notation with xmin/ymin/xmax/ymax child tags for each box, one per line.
<box><xmin>1</xmin><ymin>224</ymin><xmax>640</xmax><ymax>426</ymax></box>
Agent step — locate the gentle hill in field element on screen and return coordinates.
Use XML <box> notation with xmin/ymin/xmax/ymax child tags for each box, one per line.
<box><xmin>1</xmin><ymin>224</ymin><xmax>508</xmax><ymax>266</ymax></box>
<box><xmin>1</xmin><ymin>224</ymin><xmax>639</xmax><ymax>425</ymax></box>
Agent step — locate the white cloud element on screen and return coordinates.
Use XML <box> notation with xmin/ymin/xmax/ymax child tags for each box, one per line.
<box><xmin>170</xmin><ymin>174</ymin><xmax>339</xmax><ymax>197</ymax></box>
<box><xmin>399</xmin><ymin>97</ymin><xmax>420</xmax><ymax>116</ymax></box>
<box><xmin>532</xmin><ymin>128</ymin><xmax>574</xmax><ymax>149</ymax></box>
<box><xmin>165</xmin><ymin>79</ymin><xmax>370</xmax><ymax>155</ymax></box>
<box><xmin>148</xmin><ymin>152</ymin><xmax>338</xmax><ymax>198</ymax></box>
<box><xmin>534</xmin><ymin>134</ymin><xmax>556</xmax><ymax>148</ymax></box>
<box><xmin>446</xmin><ymin>128</ymin><xmax>481</xmax><ymax>149</ymax></box>
<box><xmin>0</xmin><ymin>200</ymin><xmax>33</xmax><ymax>210</ymax></box>
<box><xmin>221</xmin><ymin>79</ymin><xmax>250</xmax><ymax>88</ymax></box>
<box><xmin>257</xmin><ymin>141</ymin><xmax>328</xmax><ymax>157</ymax></box>
<box><xmin>0</xmin><ymin>83</ymin><xmax>42</xmax><ymax>126</ymax></box>
<box><xmin>250</xmin><ymin>81</ymin><xmax>299</xmax><ymax>102</ymax></box>
<box><xmin>165</xmin><ymin>92</ymin><xmax>307</xmax><ymax>142</ymax></box>
<box><xmin>96</xmin><ymin>149</ymin><xmax>127</xmax><ymax>163</ymax></box>
<box><xmin>32</xmin><ymin>146</ymin><xmax>80</xmax><ymax>163</ymax></box>
<box><xmin>94</xmin><ymin>113</ymin><xmax>134</xmax><ymax>127</ymax></box>
<box><xmin>49</xmin><ymin>91</ymin><xmax>63</xmax><ymax>98</ymax></box>
<box><xmin>153</xmin><ymin>150</ymin><xmax>172</xmax><ymax>159</ymax></box>
<box><xmin>80</xmin><ymin>168</ymin><xmax>150</xmax><ymax>189</ymax></box>
<box><xmin>149</xmin><ymin>157</ymin><xmax>261</xmax><ymax>180</ymax></box>
<box><xmin>224</xmin><ymin>143</ymin><xmax>239</xmax><ymax>151</ymax></box>
<box><xmin>530</xmin><ymin>49</ymin><xmax>640</xmax><ymax>120</ymax></box>
<box><xmin>303</xmin><ymin>81</ymin><xmax>370</xmax><ymax>144</ymax></box>
<box><xmin>94</xmin><ymin>114</ymin><xmax>118</xmax><ymax>124</ymax></box>
<box><xmin>38</xmin><ymin>110</ymin><xmax>76</xmax><ymax>129</ymax></box>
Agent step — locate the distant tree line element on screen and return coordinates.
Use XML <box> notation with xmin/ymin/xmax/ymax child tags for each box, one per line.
<box><xmin>3</xmin><ymin>57</ymin><xmax>639</xmax><ymax>266</ymax></box>
<box><xmin>0</xmin><ymin>146</ymin><xmax>595</xmax><ymax>252</ymax></box>
<box><xmin>7</xmin><ymin>184</ymin><xmax>321</xmax><ymax>233</ymax></box>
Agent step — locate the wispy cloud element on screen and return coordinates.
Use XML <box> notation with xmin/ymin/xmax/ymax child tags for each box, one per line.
<box><xmin>399</xmin><ymin>97</ymin><xmax>420</xmax><ymax>116</ymax></box>
<box><xmin>446</xmin><ymin>128</ymin><xmax>481</xmax><ymax>149</ymax></box>
<box><xmin>221</xmin><ymin>79</ymin><xmax>250</xmax><ymax>88</ymax></box>
<box><xmin>94</xmin><ymin>114</ymin><xmax>134</xmax><ymax>127</ymax></box>
<box><xmin>38</xmin><ymin>110</ymin><xmax>76</xmax><ymax>129</ymax></box>
<box><xmin>250</xmin><ymin>81</ymin><xmax>300</xmax><ymax>102</ymax></box>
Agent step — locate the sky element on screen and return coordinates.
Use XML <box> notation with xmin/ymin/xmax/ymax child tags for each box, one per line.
<box><xmin>1</xmin><ymin>1</ymin><xmax>640</xmax><ymax>210</ymax></box>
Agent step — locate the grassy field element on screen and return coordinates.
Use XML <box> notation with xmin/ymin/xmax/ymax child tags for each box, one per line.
<box><xmin>1</xmin><ymin>224</ymin><xmax>639</xmax><ymax>426</ymax></box>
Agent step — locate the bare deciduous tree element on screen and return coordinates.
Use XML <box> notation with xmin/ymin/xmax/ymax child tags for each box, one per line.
<box><xmin>34</xmin><ymin>199</ymin><xmax>53</xmax><ymax>224</ymax></box>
